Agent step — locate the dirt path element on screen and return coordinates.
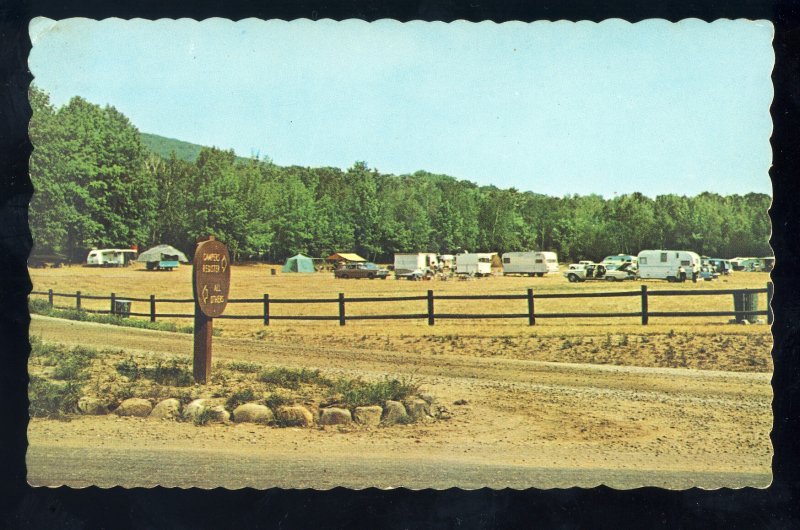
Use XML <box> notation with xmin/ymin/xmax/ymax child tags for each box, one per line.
<box><xmin>27</xmin><ymin>316</ymin><xmax>772</xmax><ymax>489</ymax></box>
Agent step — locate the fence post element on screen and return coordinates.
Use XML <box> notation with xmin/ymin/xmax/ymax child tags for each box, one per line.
<box><xmin>339</xmin><ymin>293</ymin><xmax>346</xmax><ymax>326</ymax></box>
<box><xmin>263</xmin><ymin>294</ymin><xmax>270</xmax><ymax>326</ymax></box>
<box><xmin>427</xmin><ymin>290</ymin><xmax>435</xmax><ymax>326</ymax></box>
<box><xmin>767</xmin><ymin>281</ymin><xmax>774</xmax><ymax>325</ymax></box>
<box><xmin>110</xmin><ymin>292</ymin><xmax>116</xmax><ymax>316</ymax></box>
<box><xmin>641</xmin><ymin>284</ymin><xmax>649</xmax><ymax>325</ymax></box>
<box><xmin>76</xmin><ymin>290</ymin><xmax>81</xmax><ymax>310</ymax></box>
<box><xmin>48</xmin><ymin>289</ymin><xmax>53</xmax><ymax>307</ymax></box>
<box><xmin>527</xmin><ymin>288</ymin><xmax>535</xmax><ymax>326</ymax></box>
<box><xmin>150</xmin><ymin>294</ymin><xmax>156</xmax><ymax>323</ymax></box>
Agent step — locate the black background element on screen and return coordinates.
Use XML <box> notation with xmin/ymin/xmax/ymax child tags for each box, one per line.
<box><xmin>1</xmin><ymin>1</ymin><xmax>798</xmax><ymax>528</ymax></box>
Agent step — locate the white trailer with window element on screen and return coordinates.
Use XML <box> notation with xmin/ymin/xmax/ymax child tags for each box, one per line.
<box><xmin>637</xmin><ymin>250</ymin><xmax>702</xmax><ymax>282</ymax></box>
<box><xmin>501</xmin><ymin>251</ymin><xmax>559</xmax><ymax>277</ymax></box>
<box><xmin>393</xmin><ymin>253</ymin><xmax>439</xmax><ymax>278</ymax></box>
<box><xmin>86</xmin><ymin>248</ymin><xmax>137</xmax><ymax>267</ymax></box>
<box><xmin>455</xmin><ymin>252</ymin><xmax>494</xmax><ymax>277</ymax></box>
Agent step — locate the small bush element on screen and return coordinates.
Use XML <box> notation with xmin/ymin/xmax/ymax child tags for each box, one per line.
<box><xmin>193</xmin><ymin>408</ymin><xmax>214</xmax><ymax>426</ymax></box>
<box><xmin>330</xmin><ymin>376</ymin><xmax>420</xmax><ymax>409</ymax></box>
<box><xmin>257</xmin><ymin>367</ymin><xmax>331</xmax><ymax>389</ymax></box>
<box><xmin>116</xmin><ymin>356</ymin><xmax>140</xmax><ymax>380</ymax></box>
<box><xmin>50</xmin><ymin>345</ymin><xmax>97</xmax><ymax>381</ymax></box>
<box><xmin>264</xmin><ymin>392</ymin><xmax>293</xmax><ymax>409</ymax></box>
<box><xmin>29</xmin><ymin>375</ymin><xmax>82</xmax><ymax>418</ymax></box>
<box><xmin>227</xmin><ymin>361</ymin><xmax>261</xmax><ymax>374</ymax></box>
<box><xmin>225</xmin><ymin>388</ymin><xmax>259</xmax><ymax>410</ymax></box>
<box><xmin>144</xmin><ymin>359</ymin><xmax>193</xmax><ymax>387</ymax></box>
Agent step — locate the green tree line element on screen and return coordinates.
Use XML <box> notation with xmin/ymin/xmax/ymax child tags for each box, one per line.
<box><xmin>29</xmin><ymin>86</ymin><xmax>772</xmax><ymax>263</ymax></box>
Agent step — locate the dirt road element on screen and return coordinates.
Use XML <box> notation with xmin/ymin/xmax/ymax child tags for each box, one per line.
<box><xmin>27</xmin><ymin>316</ymin><xmax>772</xmax><ymax>489</ymax></box>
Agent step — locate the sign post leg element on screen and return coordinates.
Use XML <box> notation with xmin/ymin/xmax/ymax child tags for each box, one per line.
<box><xmin>193</xmin><ymin>300</ymin><xmax>213</xmax><ymax>384</ymax></box>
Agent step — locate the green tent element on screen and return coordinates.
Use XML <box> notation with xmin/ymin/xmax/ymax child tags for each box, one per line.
<box><xmin>281</xmin><ymin>253</ymin><xmax>315</xmax><ymax>273</ymax></box>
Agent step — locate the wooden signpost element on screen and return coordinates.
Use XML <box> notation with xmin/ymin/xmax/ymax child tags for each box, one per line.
<box><xmin>192</xmin><ymin>236</ymin><xmax>231</xmax><ymax>384</ymax></box>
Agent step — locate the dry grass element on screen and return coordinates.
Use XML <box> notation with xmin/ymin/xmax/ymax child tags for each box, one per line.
<box><xmin>29</xmin><ymin>264</ymin><xmax>773</xmax><ymax>372</ymax></box>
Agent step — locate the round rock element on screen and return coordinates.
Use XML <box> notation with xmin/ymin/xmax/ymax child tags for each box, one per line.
<box><xmin>353</xmin><ymin>405</ymin><xmax>383</xmax><ymax>427</ymax></box>
<box><xmin>275</xmin><ymin>405</ymin><xmax>314</xmax><ymax>427</ymax></box>
<box><xmin>382</xmin><ymin>400</ymin><xmax>409</xmax><ymax>425</ymax></box>
<box><xmin>404</xmin><ymin>398</ymin><xmax>431</xmax><ymax>420</ymax></box>
<box><xmin>115</xmin><ymin>398</ymin><xmax>153</xmax><ymax>417</ymax></box>
<box><xmin>233</xmin><ymin>403</ymin><xmax>274</xmax><ymax>424</ymax></box>
<box><xmin>319</xmin><ymin>407</ymin><xmax>352</xmax><ymax>426</ymax></box>
<box><xmin>78</xmin><ymin>396</ymin><xmax>108</xmax><ymax>415</ymax></box>
<box><xmin>150</xmin><ymin>398</ymin><xmax>181</xmax><ymax>420</ymax></box>
<box><xmin>182</xmin><ymin>399</ymin><xmax>229</xmax><ymax>423</ymax></box>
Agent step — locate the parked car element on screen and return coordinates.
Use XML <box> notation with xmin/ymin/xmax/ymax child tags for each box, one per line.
<box><xmin>564</xmin><ymin>262</ymin><xmax>637</xmax><ymax>282</ymax></box>
<box><xmin>334</xmin><ymin>262</ymin><xmax>390</xmax><ymax>279</ymax></box>
<box><xmin>698</xmin><ymin>266</ymin><xmax>720</xmax><ymax>281</ymax></box>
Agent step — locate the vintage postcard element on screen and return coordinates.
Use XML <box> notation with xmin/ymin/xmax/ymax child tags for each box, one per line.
<box><xmin>26</xmin><ymin>18</ymin><xmax>774</xmax><ymax>489</ymax></box>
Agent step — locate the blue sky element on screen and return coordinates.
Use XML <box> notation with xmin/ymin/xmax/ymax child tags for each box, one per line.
<box><xmin>29</xmin><ymin>18</ymin><xmax>774</xmax><ymax>197</ymax></box>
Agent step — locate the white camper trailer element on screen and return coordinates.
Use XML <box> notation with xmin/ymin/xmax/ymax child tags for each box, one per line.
<box><xmin>86</xmin><ymin>248</ymin><xmax>137</xmax><ymax>267</ymax></box>
<box><xmin>501</xmin><ymin>251</ymin><xmax>559</xmax><ymax>277</ymax></box>
<box><xmin>455</xmin><ymin>252</ymin><xmax>494</xmax><ymax>277</ymax></box>
<box><xmin>393</xmin><ymin>253</ymin><xmax>439</xmax><ymax>278</ymax></box>
<box><xmin>637</xmin><ymin>250</ymin><xmax>702</xmax><ymax>282</ymax></box>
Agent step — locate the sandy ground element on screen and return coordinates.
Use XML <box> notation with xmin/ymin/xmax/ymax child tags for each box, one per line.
<box><xmin>27</xmin><ymin>316</ymin><xmax>773</xmax><ymax>490</ymax></box>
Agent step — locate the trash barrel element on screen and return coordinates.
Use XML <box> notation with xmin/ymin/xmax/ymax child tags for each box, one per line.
<box><xmin>271</xmin><ymin>268</ymin><xmax>276</xmax><ymax>276</ymax></box>
<box><xmin>114</xmin><ymin>299</ymin><xmax>132</xmax><ymax>318</ymax></box>
<box><xmin>732</xmin><ymin>291</ymin><xmax>759</xmax><ymax>324</ymax></box>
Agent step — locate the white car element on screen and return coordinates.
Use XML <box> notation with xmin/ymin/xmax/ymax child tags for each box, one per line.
<box><xmin>564</xmin><ymin>262</ymin><xmax>637</xmax><ymax>282</ymax></box>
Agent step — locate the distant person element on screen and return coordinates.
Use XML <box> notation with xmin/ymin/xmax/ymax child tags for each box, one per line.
<box><xmin>678</xmin><ymin>265</ymin><xmax>687</xmax><ymax>283</ymax></box>
<box><xmin>692</xmin><ymin>269</ymin><xmax>698</xmax><ymax>283</ymax></box>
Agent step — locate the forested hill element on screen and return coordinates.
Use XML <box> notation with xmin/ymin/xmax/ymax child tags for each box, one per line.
<box><xmin>28</xmin><ymin>87</ymin><xmax>773</xmax><ymax>263</ymax></box>
<box><xmin>140</xmin><ymin>133</ymin><xmax>205</xmax><ymax>162</ymax></box>
<box><xmin>140</xmin><ymin>132</ymin><xmax>250</xmax><ymax>163</ymax></box>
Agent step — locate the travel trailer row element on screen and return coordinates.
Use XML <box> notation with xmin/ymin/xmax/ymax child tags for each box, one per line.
<box><xmin>392</xmin><ymin>251</ymin><xmax>561</xmax><ymax>279</ymax></box>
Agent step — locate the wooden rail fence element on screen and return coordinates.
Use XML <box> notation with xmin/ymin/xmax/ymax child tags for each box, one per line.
<box><xmin>30</xmin><ymin>282</ymin><xmax>773</xmax><ymax>326</ymax></box>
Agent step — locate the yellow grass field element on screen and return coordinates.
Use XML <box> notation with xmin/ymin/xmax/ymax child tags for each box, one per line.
<box><xmin>29</xmin><ymin>263</ymin><xmax>773</xmax><ymax>372</ymax></box>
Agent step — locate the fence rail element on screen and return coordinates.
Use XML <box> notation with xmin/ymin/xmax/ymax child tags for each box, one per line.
<box><xmin>30</xmin><ymin>282</ymin><xmax>773</xmax><ymax>327</ymax></box>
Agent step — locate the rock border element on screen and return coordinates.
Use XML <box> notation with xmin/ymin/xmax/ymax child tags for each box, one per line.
<box><xmin>76</xmin><ymin>393</ymin><xmax>452</xmax><ymax>428</ymax></box>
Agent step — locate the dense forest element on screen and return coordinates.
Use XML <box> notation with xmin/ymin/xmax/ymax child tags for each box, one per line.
<box><xmin>28</xmin><ymin>86</ymin><xmax>772</xmax><ymax>263</ymax></box>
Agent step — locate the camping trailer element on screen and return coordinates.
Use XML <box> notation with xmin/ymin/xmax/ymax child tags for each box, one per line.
<box><xmin>86</xmin><ymin>249</ymin><xmax>137</xmax><ymax>267</ymax></box>
<box><xmin>393</xmin><ymin>253</ymin><xmax>439</xmax><ymax>277</ymax></box>
<box><xmin>637</xmin><ymin>250</ymin><xmax>702</xmax><ymax>282</ymax></box>
<box><xmin>601</xmin><ymin>254</ymin><xmax>637</xmax><ymax>270</ymax></box>
<box><xmin>455</xmin><ymin>252</ymin><xmax>494</xmax><ymax>277</ymax></box>
<box><xmin>501</xmin><ymin>251</ymin><xmax>559</xmax><ymax>276</ymax></box>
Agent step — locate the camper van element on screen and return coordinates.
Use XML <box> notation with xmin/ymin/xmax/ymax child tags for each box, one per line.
<box><xmin>455</xmin><ymin>252</ymin><xmax>494</xmax><ymax>277</ymax></box>
<box><xmin>637</xmin><ymin>250</ymin><xmax>702</xmax><ymax>282</ymax></box>
<box><xmin>393</xmin><ymin>253</ymin><xmax>439</xmax><ymax>278</ymax></box>
<box><xmin>601</xmin><ymin>254</ymin><xmax>637</xmax><ymax>271</ymax></box>
<box><xmin>86</xmin><ymin>248</ymin><xmax>137</xmax><ymax>267</ymax></box>
<box><xmin>501</xmin><ymin>251</ymin><xmax>559</xmax><ymax>277</ymax></box>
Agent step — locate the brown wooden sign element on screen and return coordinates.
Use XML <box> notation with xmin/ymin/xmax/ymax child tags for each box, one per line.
<box><xmin>192</xmin><ymin>236</ymin><xmax>231</xmax><ymax>384</ymax></box>
<box><xmin>193</xmin><ymin>238</ymin><xmax>231</xmax><ymax>318</ymax></box>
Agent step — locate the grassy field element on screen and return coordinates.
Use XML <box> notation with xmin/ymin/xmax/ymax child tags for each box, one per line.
<box><xmin>29</xmin><ymin>264</ymin><xmax>773</xmax><ymax>372</ymax></box>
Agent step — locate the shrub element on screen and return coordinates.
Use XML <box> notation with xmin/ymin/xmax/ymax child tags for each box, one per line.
<box><xmin>29</xmin><ymin>375</ymin><xmax>82</xmax><ymax>418</ymax></box>
<box><xmin>329</xmin><ymin>376</ymin><xmax>420</xmax><ymax>409</ymax></box>
<box><xmin>264</xmin><ymin>392</ymin><xmax>293</xmax><ymax>409</ymax></box>
<box><xmin>116</xmin><ymin>356</ymin><xmax>140</xmax><ymax>380</ymax></box>
<box><xmin>257</xmin><ymin>367</ymin><xmax>331</xmax><ymax>389</ymax></box>
<box><xmin>144</xmin><ymin>359</ymin><xmax>193</xmax><ymax>387</ymax></box>
<box><xmin>193</xmin><ymin>408</ymin><xmax>214</xmax><ymax>426</ymax></box>
<box><xmin>227</xmin><ymin>361</ymin><xmax>261</xmax><ymax>374</ymax></box>
<box><xmin>225</xmin><ymin>388</ymin><xmax>259</xmax><ymax>410</ymax></box>
<box><xmin>51</xmin><ymin>345</ymin><xmax>97</xmax><ymax>381</ymax></box>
